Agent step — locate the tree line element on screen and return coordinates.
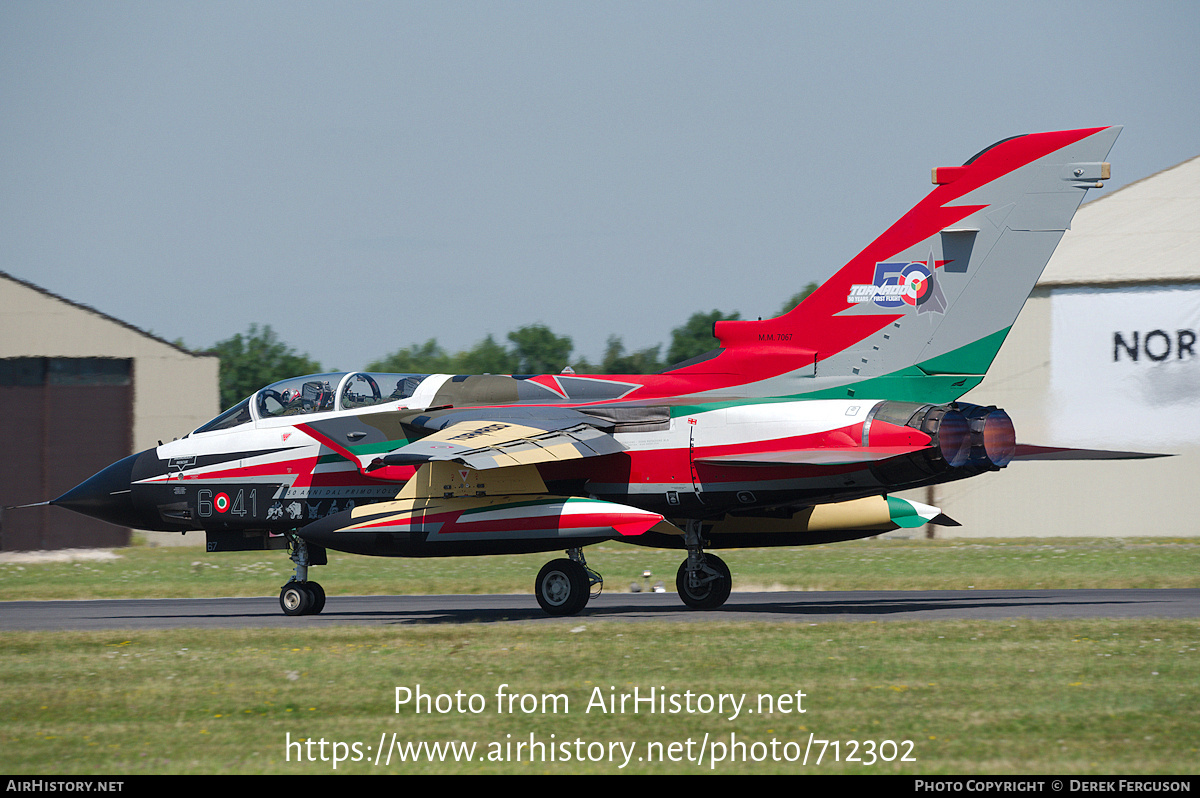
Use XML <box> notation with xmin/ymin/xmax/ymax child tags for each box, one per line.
<box><xmin>208</xmin><ymin>285</ymin><xmax>816</xmax><ymax>410</ymax></box>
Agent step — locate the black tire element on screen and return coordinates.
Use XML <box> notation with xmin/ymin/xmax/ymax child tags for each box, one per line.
<box><xmin>280</xmin><ymin>583</ymin><xmax>312</xmax><ymax>616</ymax></box>
<box><xmin>535</xmin><ymin>559</ymin><xmax>590</xmax><ymax>616</ymax></box>
<box><xmin>306</xmin><ymin>581</ymin><xmax>326</xmax><ymax>615</ymax></box>
<box><xmin>676</xmin><ymin>554</ymin><xmax>732</xmax><ymax>610</ymax></box>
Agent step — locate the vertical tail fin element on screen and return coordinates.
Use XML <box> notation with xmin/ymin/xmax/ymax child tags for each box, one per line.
<box><xmin>711</xmin><ymin>127</ymin><xmax>1122</xmax><ymax>402</ymax></box>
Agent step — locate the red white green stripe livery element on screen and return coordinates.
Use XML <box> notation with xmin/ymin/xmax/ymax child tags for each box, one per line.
<box><xmin>51</xmin><ymin>128</ymin><xmax>1162</xmax><ymax>617</ymax></box>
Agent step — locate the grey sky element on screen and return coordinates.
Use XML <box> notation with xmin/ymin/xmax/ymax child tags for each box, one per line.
<box><xmin>3</xmin><ymin>1</ymin><xmax>1197</xmax><ymax>371</ymax></box>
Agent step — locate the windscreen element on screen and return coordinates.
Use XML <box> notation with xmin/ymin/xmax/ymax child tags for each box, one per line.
<box><xmin>192</xmin><ymin>397</ymin><xmax>253</xmax><ymax>433</ymax></box>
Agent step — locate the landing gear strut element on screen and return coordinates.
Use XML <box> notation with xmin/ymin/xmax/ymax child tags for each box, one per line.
<box><xmin>676</xmin><ymin>520</ymin><xmax>731</xmax><ymax>610</ymax></box>
<box><xmin>280</xmin><ymin>534</ymin><xmax>326</xmax><ymax>616</ymax></box>
<box><xmin>535</xmin><ymin>548</ymin><xmax>601</xmax><ymax>616</ymax></box>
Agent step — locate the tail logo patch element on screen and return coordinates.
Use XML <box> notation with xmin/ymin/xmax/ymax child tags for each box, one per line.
<box><xmin>848</xmin><ymin>258</ymin><xmax>948</xmax><ymax>315</ymax></box>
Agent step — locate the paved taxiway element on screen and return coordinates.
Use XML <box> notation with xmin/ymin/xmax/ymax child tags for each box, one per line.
<box><xmin>2</xmin><ymin>589</ymin><xmax>1197</xmax><ymax>630</ymax></box>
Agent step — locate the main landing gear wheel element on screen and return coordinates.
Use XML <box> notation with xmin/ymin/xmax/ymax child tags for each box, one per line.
<box><xmin>535</xmin><ymin>559</ymin><xmax>590</xmax><ymax>616</ymax></box>
<box><xmin>676</xmin><ymin>553</ymin><xmax>731</xmax><ymax>610</ymax></box>
<box><xmin>279</xmin><ymin>581</ymin><xmax>326</xmax><ymax>616</ymax></box>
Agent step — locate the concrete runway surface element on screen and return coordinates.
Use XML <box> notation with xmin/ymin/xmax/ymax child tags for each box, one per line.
<box><xmin>2</xmin><ymin>589</ymin><xmax>1197</xmax><ymax>630</ymax></box>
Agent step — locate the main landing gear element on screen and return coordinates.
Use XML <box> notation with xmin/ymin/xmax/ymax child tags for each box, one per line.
<box><xmin>532</xmin><ymin>522</ymin><xmax>733</xmax><ymax>616</ymax></box>
<box><xmin>535</xmin><ymin>548</ymin><xmax>601</xmax><ymax>616</ymax></box>
<box><xmin>676</xmin><ymin>519</ymin><xmax>732</xmax><ymax>610</ymax></box>
<box><xmin>280</xmin><ymin>534</ymin><xmax>326</xmax><ymax>616</ymax></box>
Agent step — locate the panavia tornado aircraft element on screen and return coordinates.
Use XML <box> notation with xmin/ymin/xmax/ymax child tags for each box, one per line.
<box><xmin>47</xmin><ymin>126</ymin><xmax>1148</xmax><ymax>616</ymax></box>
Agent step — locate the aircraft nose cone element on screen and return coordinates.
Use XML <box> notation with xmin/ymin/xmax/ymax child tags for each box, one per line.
<box><xmin>52</xmin><ymin>451</ymin><xmax>147</xmax><ymax>528</ymax></box>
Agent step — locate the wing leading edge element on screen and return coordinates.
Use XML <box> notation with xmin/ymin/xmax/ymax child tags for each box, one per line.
<box><xmin>377</xmin><ymin>420</ymin><xmax>624</xmax><ymax>470</ymax></box>
<box><xmin>299</xmin><ymin>407</ymin><xmax>626</xmax><ymax>481</ymax></box>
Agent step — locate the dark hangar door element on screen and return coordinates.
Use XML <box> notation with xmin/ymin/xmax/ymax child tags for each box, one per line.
<box><xmin>0</xmin><ymin>358</ymin><xmax>133</xmax><ymax>550</ymax></box>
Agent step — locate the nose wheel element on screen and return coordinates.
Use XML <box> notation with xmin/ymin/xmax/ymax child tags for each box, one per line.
<box><xmin>280</xmin><ymin>581</ymin><xmax>326</xmax><ymax>616</ymax></box>
<box><xmin>279</xmin><ymin>534</ymin><xmax>327</xmax><ymax>615</ymax></box>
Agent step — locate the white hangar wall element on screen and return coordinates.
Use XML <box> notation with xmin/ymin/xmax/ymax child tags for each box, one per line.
<box><xmin>0</xmin><ymin>272</ymin><xmax>219</xmax><ymax>449</ymax></box>
<box><xmin>1</xmin><ymin>271</ymin><xmax>218</xmax><ymax>550</ymax></box>
<box><xmin>925</xmin><ymin>155</ymin><xmax>1200</xmax><ymax>538</ymax></box>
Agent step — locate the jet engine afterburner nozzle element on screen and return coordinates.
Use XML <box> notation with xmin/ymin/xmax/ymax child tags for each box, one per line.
<box><xmin>916</xmin><ymin>405</ymin><xmax>972</xmax><ymax>467</ymax></box>
<box><xmin>962</xmin><ymin>405</ymin><xmax>1016</xmax><ymax>468</ymax></box>
<box><xmin>911</xmin><ymin>402</ymin><xmax>1016</xmax><ymax>470</ymax></box>
<box><xmin>875</xmin><ymin>400</ymin><xmax>1018</xmax><ymax>473</ymax></box>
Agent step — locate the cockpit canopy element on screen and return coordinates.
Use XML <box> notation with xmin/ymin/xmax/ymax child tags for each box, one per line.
<box><xmin>192</xmin><ymin>371</ymin><xmax>430</xmax><ymax>434</ymax></box>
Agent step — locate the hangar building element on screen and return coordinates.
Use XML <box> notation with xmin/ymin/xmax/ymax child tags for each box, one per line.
<box><xmin>0</xmin><ymin>271</ymin><xmax>219</xmax><ymax>550</ymax></box>
<box><xmin>926</xmin><ymin>153</ymin><xmax>1200</xmax><ymax>538</ymax></box>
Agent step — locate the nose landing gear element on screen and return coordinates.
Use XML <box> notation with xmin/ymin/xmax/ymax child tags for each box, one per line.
<box><xmin>280</xmin><ymin>534</ymin><xmax>327</xmax><ymax>616</ymax></box>
<box><xmin>280</xmin><ymin>580</ymin><xmax>326</xmax><ymax>616</ymax></box>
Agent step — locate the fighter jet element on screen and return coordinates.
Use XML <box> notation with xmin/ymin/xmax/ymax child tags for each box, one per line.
<box><xmin>47</xmin><ymin>127</ymin><xmax>1148</xmax><ymax>616</ymax></box>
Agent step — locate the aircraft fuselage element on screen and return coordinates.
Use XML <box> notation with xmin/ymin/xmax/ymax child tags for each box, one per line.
<box><xmin>56</xmin><ymin>370</ymin><xmax>1006</xmax><ymax>554</ymax></box>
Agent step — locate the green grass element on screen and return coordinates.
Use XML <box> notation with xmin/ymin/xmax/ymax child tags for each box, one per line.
<box><xmin>2</xmin><ymin>538</ymin><xmax>1196</xmax><ymax>774</ymax></box>
<box><xmin>2</xmin><ymin>537</ymin><xmax>1198</xmax><ymax>601</ymax></box>
<box><xmin>0</xmin><ymin>620</ymin><xmax>1196</xmax><ymax>774</ymax></box>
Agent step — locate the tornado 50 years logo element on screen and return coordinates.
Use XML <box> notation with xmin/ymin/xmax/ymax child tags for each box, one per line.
<box><xmin>848</xmin><ymin>260</ymin><xmax>947</xmax><ymax>314</ymax></box>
